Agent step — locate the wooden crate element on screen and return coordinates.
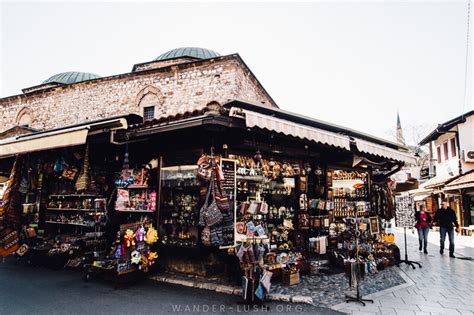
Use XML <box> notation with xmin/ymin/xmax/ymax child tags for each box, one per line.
<box><xmin>282</xmin><ymin>270</ymin><xmax>300</xmax><ymax>286</ymax></box>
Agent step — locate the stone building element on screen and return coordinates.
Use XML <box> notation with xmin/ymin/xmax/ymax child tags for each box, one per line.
<box><xmin>0</xmin><ymin>47</ymin><xmax>276</xmax><ymax>135</ymax></box>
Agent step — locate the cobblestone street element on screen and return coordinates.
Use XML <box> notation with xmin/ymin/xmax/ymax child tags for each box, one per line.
<box><xmin>270</xmin><ymin>260</ymin><xmax>406</xmax><ymax>308</ymax></box>
<box><xmin>332</xmin><ymin>228</ymin><xmax>474</xmax><ymax>314</ymax></box>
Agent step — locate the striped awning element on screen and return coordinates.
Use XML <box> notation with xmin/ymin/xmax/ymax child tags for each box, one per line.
<box><xmin>242</xmin><ymin>110</ymin><xmax>351</xmax><ymax>150</ymax></box>
<box><xmin>355</xmin><ymin>138</ymin><xmax>416</xmax><ymax>165</ymax></box>
<box><xmin>0</xmin><ymin>127</ymin><xmax>89</xmax><ymax>158</ymax></box>
<box><xmin>0</xmin><ymin>118</ymin><xmax>128</xmax><ymax>158</ymax></box>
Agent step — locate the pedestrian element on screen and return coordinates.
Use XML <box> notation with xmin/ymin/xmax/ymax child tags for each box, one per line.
<box><xmin>415</xmin><ymin>205</ymin><xmax>431</xmax><ymax>254</ymax></box>
<box><xmin>433</xmin><ymin>200</ymin><xmax>459</xmax><ymax>258</ymax></box>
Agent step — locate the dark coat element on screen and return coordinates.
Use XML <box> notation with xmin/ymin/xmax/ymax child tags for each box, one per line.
<box><xmin>433</xmin><ymin>207</ymin><xmax>459</xmax><ymax>229</ymax></box>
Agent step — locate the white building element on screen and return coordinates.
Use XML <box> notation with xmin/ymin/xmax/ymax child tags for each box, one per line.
<box><xmin>420</xmin><ymin>110</ymin><xmax>474</xmax><ymax>178</ymax></box>
<box><xmin>418</xmin><ymin>110</ymin><xmax>474</xmax><ymax>227</ymax></box>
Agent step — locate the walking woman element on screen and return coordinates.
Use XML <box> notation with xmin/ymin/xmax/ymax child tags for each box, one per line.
<box><xmin>415</xmin><ymin>205</ymin><xmax>431</xmax><ymax>254</ymax></box>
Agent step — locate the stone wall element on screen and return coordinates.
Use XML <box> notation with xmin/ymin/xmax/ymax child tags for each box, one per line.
<box><xmin>0</xmin><ymin>55</ymin><xmax>276</xmax><ymax>133</ymax></box>
<box><xmin>133</xmin><ymin>57</ymin><xmax>200</xmax><ymax>71</ymax></box>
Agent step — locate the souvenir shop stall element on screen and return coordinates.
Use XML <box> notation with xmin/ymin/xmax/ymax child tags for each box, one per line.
<box><xmin>0</xmin><ymin>115</ymin><xmax>162</xmax><ymax>282</ymax></box>
<box><xmin>0</xmin><ymin>139</ymin><xmax>160</xmax><ymax>278</ymax></box>
<box><xmin>0</xmin><ymin>144</ymin><xmax>112</xmax><ymax>268</ymax></box>
<box><xmin>110</xmin><ymin>102</ymin><xmax>410</xmax><ymax>302</ymax></box>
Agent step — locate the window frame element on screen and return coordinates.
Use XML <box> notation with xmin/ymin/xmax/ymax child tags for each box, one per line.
<box><xmin>443</xmin><ymin>142</ymin><xmax>449</xmax><ymax>161</ymax></box>
<box><xmin>450</xmin><ymin>138</ymin><xmax>456</xmax><ymax>158</ymax></box>
<box><xmin>437</xmin><ymin>146</ymin><xmax>442</xmax><ymax>163</ymax></box>
<box><xmin>143</xmin><ymin>105</ymin><xmax>155</xmax><ymax>121</ymax></box>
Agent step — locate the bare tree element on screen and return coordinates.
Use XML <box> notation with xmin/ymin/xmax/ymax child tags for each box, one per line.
<box><xmin>385</xmin><ymin>122</ymin><xmax>435</xmax><ymax>168</ymax></box>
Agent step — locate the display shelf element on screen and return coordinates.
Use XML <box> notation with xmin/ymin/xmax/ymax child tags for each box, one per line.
<box><xmin>47</xmin><ymin>208</ymin><xmax>105</xmax><ymax>212</ymax></box>
<box><xmin>236</xmin><ymin>175</ymin><xmax>266</xmax><ymax>181</ymax></box>
<box><xmin>45</xmin><ymin>221</ymin><xmax>95</xmax><ymax>227</ymax></box>
<box><xmin>49</xmin><ymin>194</ymin><xmax>100</xmax><ymax>198</ymax></box>
<box><xmin>159</xmin><ymin>243</ymin><xmax>198</xmax><ymax>249</ymax></box>
<box><xmin>125</xmin><ymin>184</ymin><xmax>149</xmax><ymax>189</ymax></box>
<box><xmin>332</xmin><ymin>197</ymin><xmax>368</xmax><ymax>201</ymax></box>
<box><xmin>161</xmin><ymin>222</ymin><xmax>198</xmax><ymax>227</ymax></box>
<box><xmin>115</xmin><ymin>209</ymin><xmax>156</xmax><ymax>213</ymax></box>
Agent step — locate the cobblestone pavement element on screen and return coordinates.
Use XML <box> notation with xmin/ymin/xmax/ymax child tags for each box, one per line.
<box><xmin>271</xmin><ymin>262</ymin><xmax>406</xmax><ymax>308</ymax></box>
<box><xmin>332</xmin><ymin>228</ymin><xmax>474</xmax><ymax>315</ymax></box>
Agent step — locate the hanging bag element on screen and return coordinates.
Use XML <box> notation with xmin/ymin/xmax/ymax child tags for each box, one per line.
<box><xmin>199</xmin><ymin>174</ymin><xmax>223</xmax><ymax>226</ymax></box>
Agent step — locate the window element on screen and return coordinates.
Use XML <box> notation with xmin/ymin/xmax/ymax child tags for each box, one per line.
<box><xmin>443</xmin><ymin>142</ymin><xmax>449</xmax><ymax>161</ymax></box>
<box><xmin>143</xmin><ymin>106</ymin><xmax>155</xmax><ymax>121</ymax></box>
<box><xmin>450</xmin><ymin>138</ymin><xmax>456</xmax><ymax>157</ymax></box>
<box><xmin>138</xmin><ymin>90</ymin><xmax>162</xmax><ymax>122</ymax></box>
<box><xmin>15</xmin><ymin>108</ymin><xmax>33</xmax><ymax>127</ymax></box>
<box><xmin>437</xmin><ymin>146</ymin><xmax>441</xmax><ymax>163</ymax></box>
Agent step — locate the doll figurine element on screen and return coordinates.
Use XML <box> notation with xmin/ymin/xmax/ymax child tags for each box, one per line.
<box><xmin>130</xmin><ymin>250</ymin><xmax>141</xmax><ymax>265</ymax></box>
<box><xmin>147</xmin><ymin>251</ymin><xmax>158</xmax><ymax>266</ymax></box>
<box><xmin>114</xmin><ymin>245</ymin><xmax>122</xmax><ymax>258</ymax></box>
<box><xmin>124</xmin><ymin>229</ymin><xmax>136</xmax><ymax>247</ymax></box>
<box><xmin>135</xmin><ymin>226</ymin><xmax>146</xmax><ymax>242</ymax></box>
<box><xmin>145</xmin><ymin>226</ymin><xmax>158</xmax><ymax>244</ymax></box>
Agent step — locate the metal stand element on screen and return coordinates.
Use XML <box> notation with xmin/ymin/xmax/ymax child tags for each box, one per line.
<box><xmin>396</xmin><ymin>227</ymin><xmax>422</xmax><ymax>269</ymax></box>
<box><xmin>346</xmin><ymin>284</ymin><xmax>374</xmax><ymax>306</ymax></box>
<box><xmin>345</xmin><ymin>209</ymin><xmax>374</xmax><ymax>306</ymax></box>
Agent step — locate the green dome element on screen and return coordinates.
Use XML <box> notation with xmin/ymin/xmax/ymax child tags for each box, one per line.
<box><xmin>155</xmin><ymin>47</ymin><xmax>220</xmax><ymax>61</ymax></box>
<box><xmin>43</xmin><ymin>72</ymin><xmax>101</xmax><ymax>84</ymax></box>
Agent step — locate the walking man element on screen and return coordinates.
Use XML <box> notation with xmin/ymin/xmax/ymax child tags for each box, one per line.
<box><xmin>433</xmin><ymin>200</ymin><xmax>459</xmax><ymax>258</ymax></box>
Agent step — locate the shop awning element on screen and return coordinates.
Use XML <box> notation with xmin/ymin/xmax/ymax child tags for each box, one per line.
<box><xmin>0</xmin><ymin>127</ymin><xmax>89</xmax><ymax>158</ymax></box>
<box><xmin>241</xmin><ymin>110</ymin><xmax>351</xmax><ymax>150</ymax></box>
<box><xmin>354</xmin><ymin>138</ymin><xmax>416</xmax><ymax>165</ymax></box>
<box><xmin>0</xmin><ymin>116</ymin><xmax>133</xmax><ymax>158</ymax></box>
<box><xmin>423</xmin><ymin>175</ymin><xmax>456</xmax><ymax>190</ymax></box>
<box><xmin>444</xmin><ymin>171</ymin><xmax>474</xmax><ymax>191</ymax></box>
<box><xmin>414</xmin><ymin>195</ymin><xmax>429</xmax><ymax>201</ymax></box>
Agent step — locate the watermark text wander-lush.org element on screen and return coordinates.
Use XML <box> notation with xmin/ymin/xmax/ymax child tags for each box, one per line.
<box><xmin>170</xmin><ymin>303</ymin><xmax>304</xmax><ymax>313</ymax></box>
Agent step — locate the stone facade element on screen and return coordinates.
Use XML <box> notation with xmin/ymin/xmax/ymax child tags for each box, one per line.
<box><xmin>132</xmin><ymin>57</ymin><xmax>201</xmax><ymax>72</ymax></box>
<box><xmin>0</xmin><ymin>54</ymin><xmax>276</xmax><ymax>133</ymax></box>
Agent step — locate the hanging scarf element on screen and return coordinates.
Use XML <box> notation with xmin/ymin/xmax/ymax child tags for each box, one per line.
<box><xmin>0</xmin><ymin>157</ymin><xmax>23</xmax><ymax>222</ymax></box>
<box><xmin>0</xmin><ymin>156</ymin><xmax>24</xmax><ymax>256</ymax></box>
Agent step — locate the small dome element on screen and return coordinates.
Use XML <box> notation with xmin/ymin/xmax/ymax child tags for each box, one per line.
<box><xmin>43</xmin><ymin>71</ymin><xmax>101</xmax><ymax>84</ymax></box>
<box><xmin>155</xmin><ymin>47</ymin><xmax>220</xmax><ymax>61</ymax></box>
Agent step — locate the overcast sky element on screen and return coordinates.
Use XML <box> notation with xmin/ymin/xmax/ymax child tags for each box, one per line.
<box><xmin>1</xmin><ymin>1</ymin><xmax>472</xmax><ymax>145</ymax></box>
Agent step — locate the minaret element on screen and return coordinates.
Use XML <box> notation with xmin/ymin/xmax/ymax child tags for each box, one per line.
<box><xmin>396</xmin><ymin>111</ymin><xmax>405</xmax><ymax>145</ymax></box>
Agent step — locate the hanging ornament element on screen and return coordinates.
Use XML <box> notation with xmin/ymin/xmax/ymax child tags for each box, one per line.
<box><xmin>254</xmin><ymin>150</ymin><xmax>262</xmax><ymax>162</ymax></box>
<box><xmin>268</xmin><ymin>157</ymin><xmax>276</xmax><ymax>167</ymax></box>
<box><xmin>75</xmin><ymin>144</ymin><xmax>90</xmax><ymax>192</ymax></box>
